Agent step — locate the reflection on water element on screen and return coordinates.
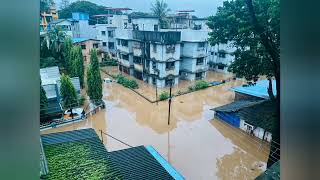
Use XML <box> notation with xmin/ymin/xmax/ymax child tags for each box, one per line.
<box><xmin>41</xmin><ymin>72</ymin><xmax>268</xmax><ymax>179</ymax></box>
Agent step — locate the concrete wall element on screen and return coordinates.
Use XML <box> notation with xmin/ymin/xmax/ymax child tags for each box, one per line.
<box><xmin>132</xmin><ymin>18</ymin><xmax>160</xmax><ymax>31</ymax></box>
<box><xmin>181</xmin><ymin>30</ymin><xmax>209</xmax><ymax>42</ymax></box>
<box><xmin>150</xmin><ymin>44</ymin><xmax>180</xmax><ymax>62</ymax></box>
<box><xmin>181</xmin><ymin>42</ymin><xmax>207</xmax><ymax>58</ymax></box>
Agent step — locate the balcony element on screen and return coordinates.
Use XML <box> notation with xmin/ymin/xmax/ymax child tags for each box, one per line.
<box><xmin>134</xmin><ymin>64</ymin><xmax>143</xmax><ymax>72</ymax></box>
<box><xmin>119</xmin><ymin>59</ymin><xmax>130</xmax><ymax>67</ymax></box>
<box><xmin>133</xmin><ymin>31</ymin><xmax>181</xmax><ymax>44</ymax></box>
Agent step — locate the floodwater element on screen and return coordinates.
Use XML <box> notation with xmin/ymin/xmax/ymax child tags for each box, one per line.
<box><xmin>42</xmin><ymin>71</ymin><xmax>269</xmax><ymax>179</ymax></box>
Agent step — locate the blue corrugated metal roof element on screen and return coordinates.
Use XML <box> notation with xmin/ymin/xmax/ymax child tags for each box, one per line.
<box><xmin>72</xmin><ymin>37</ymin><xmax>89</xmax><ymax>43</ymax></box>
<box><xmin>230</xmin><ymin>80</ymin><xmax>277</xmax><ymax>99</ymax></box>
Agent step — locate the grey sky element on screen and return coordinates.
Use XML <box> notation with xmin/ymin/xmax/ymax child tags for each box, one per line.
<box><xmin>55</xmin><ymin>0</ymin><xmax>225</xmax><ymax>17</ymax></box>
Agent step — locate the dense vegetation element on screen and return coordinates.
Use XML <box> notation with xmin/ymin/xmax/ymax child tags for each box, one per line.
<box><xmin>60</xmin><ymin>74</ymin><xmax>78</xmax><ymax>109</ymax></box>
<box><xmin>188</xmin><ymin>80</ymin><xmax>210</xmax><ymax>92</ymax></box>
<box><xmin>40</xmin><ymin>81</ymin><xmax>48</xmax><ymax>117</ymax></box>
<box><xmin>115</xmin><ymin>75</ymin><xmax>139</xmax><ymax>89</ymax></box>
<box><xmin>207</xmin><ymin>0</ymin><xmax>280</xmax><ymax>167</ymax></box>
<box><xmin>87</xmin><ymin>49</ymin><xmax>103</xmax><ymax>105</ymax></box>
<box><xmin>159</xmin><ymin>91</ymin><xmax>170</xmax><ymax>100</ymax></box>
<box><xmin>42</xmin><ymin>139</ymin><xmax>120</xmax><ymax>179</ymax></box>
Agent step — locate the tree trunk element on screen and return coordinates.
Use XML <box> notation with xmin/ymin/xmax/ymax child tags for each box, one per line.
<box><xmin>267</xmin><ymin>78</ymin><xmax>275</xmax><ymax>101</ymax></box>
<box><xmin>246</xmin><ymin>0</ymin><xmax>280</xmax><ymax>167</ymax></box>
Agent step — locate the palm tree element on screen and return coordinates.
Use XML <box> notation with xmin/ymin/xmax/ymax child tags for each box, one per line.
<box><xmin>48</xmin><ymin>27</ymin><xmax>66</xmax><ymax>60</ymax></box>
<box><xmin>151</xmin><ymin>0</ymin><xmax>171</xmax><ymax>28</ymax></box>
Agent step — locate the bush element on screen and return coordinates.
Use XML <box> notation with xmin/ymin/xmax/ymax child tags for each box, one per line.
<box><xmin>176</xmin><ymin>90</ymin><xmax>183</xmax><ymax>96</ymax></box>
<box><xmin>194</xmin><ymin>80</ymin><xmax>209</xmax><ymax>90</ymax></box>
<box><xmin>116</xmin><ymin>74</ymin><xmax>139</xmax><ymax>89</ymax></box>
<box><xmin>159</xmin><ymin>91</ymin><xmax>170</xmax><ymax>100</ymax></box>
<box><xmin>188</xmin><ymin>85</ymin><xmax>195</xmax><ymax>92</ymax></box>
<box><xmin>79</xmin><ymin>96</ymin><xmax>86</xmax><ymax>106</ymax></box>
<box><xmin>100</xmin><ymin>59</ymin><xmax>118</xmax><ymax>66</ymax></box>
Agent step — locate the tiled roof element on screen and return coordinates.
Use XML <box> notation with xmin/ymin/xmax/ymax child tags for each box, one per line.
<box><xmin>230</xmin><ymin>80</ymin><xmax>277</xmax><ymax>99</ymax></box>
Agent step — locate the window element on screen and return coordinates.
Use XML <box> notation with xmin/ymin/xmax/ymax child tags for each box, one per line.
<box><xmin>166</xmin><ymin>62</ymin><xmax>175</xmax><ymax>70</ymax></box>
<box><xmin>195</xmin><ymin>72</ymin><xmax>203</xmax><ymax>80</ymax></box>
<box><xmin>219</xmin><ymin>52</ymin><xmax>226</xmax><ymax>58</ymax></box>
<box><xmin>211</xmin><ymin>52</ymin><xmax>214</xmax><ymax>55</ymax></box>
<box><xmin>152</xmin><ymin>77</ymin><xmax>156</xmax><ymax>85</ymax></box>
<box><xmin>128</xmin><ymin>18</ymin><xmax>132</xmax><ymax>23</ymax></box>
<box><xmin>133</xmin><ymin>56</ymin><xmax>142</xmax><ymax>64</ymax></box>
<box><xmin>166</xmin><ymin>45</ymin><xmax>175</xmax><ymax>53</ymax></box>
<box><xmin>102</xmin><ymin>42</ymin><xmax>107</xmax><ymax>47</ymax></box>
<box><xmin>108</xmin><ymin>42</ymin><xmax>115</xmax><ymax>49</ymax></box>
<box><xmin>152</xmin><ymin>61</ymin><xmax>157</xmax><ymax>69</ymax></box>
<box><xmin>108</xmin><ymin>30</ymin><xmax>114</xmax><ymax>38</ymax></box>
<box><xmin>81</xmin><ymin>44</ymin><xmax>86</xmax><ymax>49</ymax></box>
<box><xmin>154</xmin><ymin>24</ymin><xmax>159</xmax><ymax>31</ymax></box>
<box><xmin>198</xmin><ymin>42</ymin><xmax>205</xmax><ymax>48</ymax></box>
<box><xmin>153</xmin><ymin>44</ymin><xmax>157</xmax><ymax>53</ymax></box>
<box><xmin>165</xmin><ymin>79</ymin><xmax>174</xmax><ymax>86</ymax></box>
<box><xmin>133</xmin><ymin>24</ymin><xmax>139</xmax><ymax>30</ymax></box>
<box><xmin>122</xmin><ymin>54</ymin><xmax>129</xmax><ymax>61</ymax></box>
<box><xmin>117</xmin><ymin>39</ymin><xmax>120</xmax><ymax>45</ymax></box>
<box><xmin>218</xmin><ymin>64</ymin><xmax>225</xmax><ymax>70</ymax></box>
<box><xmin>101</xmin><ymin>31</ymin><xmax>106</xmax><ymax>36</ymax></box>
<box><xmin>93</xmin><ymin>43</ymin><xmax>99</xmax><ymax>48</ymax></box>
<box><xmin>109</xmin><ymin>20</ymin><xmax>112</xmax><ymax>24</ymax></box>
<box><xmin>121</xmin><ymin>40</ymin><xmax>128</xmax><ymax>47</ymax></box>
<box><xmin>196</xmin><ymin>58</ymin><xmax>204</xmax><ymax>65</ymax></box>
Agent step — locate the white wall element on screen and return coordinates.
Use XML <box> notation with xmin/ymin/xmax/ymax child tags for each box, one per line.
<box><xmin>132</xmin><ymin>18</ymin><xmax>160</xmax><ymax>31</ymax></box>
<box><xmin>240</xmin><ymin>120</ymin><xmax>272</xmax><ymax>142</ymax></box>
<box><xmin>150</xmin><ymin>44</ymin><xmax>180</xmax><ymax>62</ymax></box>
<box><xmin>180</xmin><ymin>30</ymin><xmax>209</xmax><ymax>42</ymax></box>
<box><xmin>181</xmin><ymin>42</ymin><xmax>207</xmax><ymax>58</ymax></box>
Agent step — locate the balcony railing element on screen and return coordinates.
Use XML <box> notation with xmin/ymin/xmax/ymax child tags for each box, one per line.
<box><xmin>133</xmin><ymin>31</ymin><xmax>181</xmax><ymax>44</ymax></box>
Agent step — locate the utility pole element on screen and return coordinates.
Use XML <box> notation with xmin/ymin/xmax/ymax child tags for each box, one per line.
<box><xmin>168</xmin><ymin>82</ymin><xmax>173</xmax><ymax>125</ymax></box>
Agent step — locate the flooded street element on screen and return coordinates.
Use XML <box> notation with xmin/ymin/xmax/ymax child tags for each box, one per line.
<box><xmin>42</xmin><ymin>72</ymin><xmax>269</xmax><ymax>179</ymax></box>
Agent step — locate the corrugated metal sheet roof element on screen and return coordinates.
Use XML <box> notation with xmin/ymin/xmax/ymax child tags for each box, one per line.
<box><xmin>110</xmin><ymin>146</ymin><xmax>176</xmax><ymax>180</ymax></box>
<box><xmin>230</xmin><ymin>80</ymin><xmax>277</xmax><ymax>99</ymax></box>
<box><xmin>72</xmin><ymin>38</ymin><xmax>100</xmax><ymax>43</ymax></box>
<box><xmin>40</xmin><ymin>66</ymin><xmax>60</xmax><ymax>85</ymax></box>
<box><xmin>42</xmin><ymin>84</ymin><xmax>57</xmax><ymax>99</ymax></box>
<box><xmin>56</xmin><ymin>77</ymin><xmax>81</xmax><ymax>95</ymax></box>
<box><xmin>212</xmin><ymin>100</ymin><xmax>265</xmax><ymax>112</ymax></box>
<box><xmin>238</xmin><ymin>100</ymin><xmax>276</xmax><ymax>132</ymax></box>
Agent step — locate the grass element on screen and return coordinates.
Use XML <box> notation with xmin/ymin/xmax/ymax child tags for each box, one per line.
<box><xmin>42</xmin><ymin>139</ymin><xmax>121</xmax><ymax>180</ymax></box>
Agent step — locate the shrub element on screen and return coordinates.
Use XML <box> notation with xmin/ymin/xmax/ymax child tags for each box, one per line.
<box><xmin>188</xmin><ymin>85</ymin><xmax>195</xmax><ymax>92</ymax></box>
<box><xmin>79</xmin><ymin>96</ymin><xmax>86</xmax><ymax>106</ymax></box>
<box><xmin>194</xmin><ymin>80</ymin><xmax>209</xmax><ymax>90</ymax></box>
<box><xmin>176</xmin><ymin>90</ymin><xmax>183</xmax><ymax>96</ymax></box>
<box><xmin>159</xmin><ymin>91</ymin><xmax>170</xmax><ymax>100</ymax></box>
<box><xmin>116</xmin><ymin>74</ymin><xmax>139</xmax><ymax>89</ymax></box>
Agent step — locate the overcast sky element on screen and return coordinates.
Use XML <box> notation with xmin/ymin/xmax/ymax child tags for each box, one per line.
<box><xmin>55</xmin><ymin>0</ymin><xmax>225</xmax><ymax>17</ymax></box>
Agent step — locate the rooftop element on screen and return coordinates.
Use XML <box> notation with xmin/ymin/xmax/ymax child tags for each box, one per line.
<box><xmin>72</xmin><ymin>37</ymin><xmax>101</xmax><ymax>44</ymax></box>
<box><xmin>255</xmin><ymin>160</ymin><xmax>280</xmax><ymax>180</ymax></box>
<box><xmin>41</xmin><ymin>129</ymin><xmax>183</xmax><ymax>179</ymax></box>
<box><xmin>40</xmin><ymin>66</ymin><xmax>60</xmax><ymax>85</ymax></box>
<box><xmin>230</xmin><ymin>79</ymin><xmax>277</xmax><ymax>99</ymax></box>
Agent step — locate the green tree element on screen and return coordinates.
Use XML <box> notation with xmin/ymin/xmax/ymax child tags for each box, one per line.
<box><xmin>60</xmin><ymin>0</ymin><xmax>70</xmax><ymax>10</ymax></box>
<box><xmin>58</xmin><ymin>1</ymin><xmax>110</xmax><ymax>23</ymax></box>
<box><xmin>87</xmin><ymin>49</ymin><xmax>103</xmax><ymax>105</ymax></box>
<box><xmin>40</xmin><ymin>81</ymin><xmax>48</xmax><ymax>118</ymax></box>
<box><xmin>48</xmin><ymin>27</ymin><xmax>66</xmax><ymax>62</ymax></box>
<box><xmin>60</xmin><ymin>74</ymin><xmax>78</xmax><ymax>109</ymax></box>
<box><xmin>63</xmin><ymin>36</ymin><xmax>73</xmax><ymax>71</ymax></box>
<box><xmin>69</xmin><ymin>46</ymin><xmax>85</xmax><ymax>88</ymax></box>
<box><xmin>40</xmin><ymin>0</ymin><xmax>53</xmax><ymax>13</ymax></box>
<box><xmin>207</xmin><ymin>0</ymin><xmax>280</xmax><ymax>167</ymax></box>
<box><xmin>151</xmin><ymin>0</ymin><xmax>171</xmax><ymax>28</ymax></box>
<box><xmin>40</xmin><ymin>39</ymin><xmax>51</xmax><ymax>58</ymax></box>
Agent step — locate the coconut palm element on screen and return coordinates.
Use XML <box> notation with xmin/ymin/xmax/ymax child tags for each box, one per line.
<box><xmin>48</xmin><ymin>27</ymin><xmax>66</xmax><ymax>60</ymax></box>
<box><xmin>151</xmin><ymin>0</ymin><xmax>171</xmax><ymax>28</ymax></box>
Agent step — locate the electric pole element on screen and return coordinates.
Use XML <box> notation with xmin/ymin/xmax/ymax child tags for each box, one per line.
<box><xmin>168</xmin><ymin>82</ymin><xmax>173</xmax><ymax>125</ymax></box>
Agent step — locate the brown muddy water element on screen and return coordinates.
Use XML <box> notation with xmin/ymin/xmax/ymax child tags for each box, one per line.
<box><xmin>42</xmin><ymin>74</ymin><xmax>269</xmax><ymax>180</ymax></box>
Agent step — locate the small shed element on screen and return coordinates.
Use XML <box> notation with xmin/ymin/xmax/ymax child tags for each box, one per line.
<box><xmin>212</xmin><ymin>100</ymin><xmax>276</xmax><ymax>142</ymax></box>
<box><xmin>230</xmin><ymin>79</ymin><xmax>277</xmax><ymax>101</ymax></box>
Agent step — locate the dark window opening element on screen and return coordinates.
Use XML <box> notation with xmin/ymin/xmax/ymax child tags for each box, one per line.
<box><xmin>93</xmin><ymin>43</ymin><xmax>99</xmax><ymax>48</ymax></box>
<box><xmin>101</xmin><ymin>31</ymin><xmax>106</xmax><ymax>36</ymax></box>
<box><xmin>198</xmin><ymin>42</ymin><xmax>205</xmax><ymax>48</ymax></box>
<box><xmin>166</xmin><ymin>45</ymin><xmax>175</xmax><ymax>53</ymax></box>
<box><xmin>122</xmin><ymin>54</ymin><xmax>129</xmax><ymax>61</ymax></box>
<box><xmin>154</xmin><ymin>24</ymin><xmax>159</xmax><ymax>31</ymax></box>
<box><xmin>81</xmin><ymin>44</ymin><xmax>86</xmax><ymax>49</ymax></box>
<box><xmin>102</xmin><ymin>42</ymin><xmax>107</xmax><ymax>47</ymax></box>
<box><xmin>211</xmin><ymin>52</ymin><xmax>214</xmax><ymax>55</ymax></box>
<box><xmin>218</xmin><ymin>65</ymin><xmax>225</xmax><ymax>70</ymax></box>
<box><xmin>196</xmin><ymin>58</ymin><xmax>204</xmax><ymax>65</ymax></box>
<box><xmin>117</xmin><ymin>39</ymin><xmax>120</xmax><ymax>45</ymax></box>
<box><xmin>153</xmin><ymin>44</ymin><xmax>157</xmax><ymax>53</ymax></box>
<box><xmin>108</xmin><ymin>42</ymin><xmax>115</xmax><ymax>49</ymax></box>
<box><xmin>121</xmin><ymin>40</ymin><xmax>128</xmax><ymax>47</ymax></box>
<box><xmin>108</xmin><ymin>30</ymin><xmax>114</xmax><ymax>38</ymax></box>
<box><xmin>165</xmin><ymin>79</ymin><xmax>174</xmax><ymax>86</ymax></box>
<box><xmin>133</xmin><ymin>56</ymin><xmax>142</xmax><ymax>64</ymax></box>
<box><xmin>166</xmin><ymin>62</ymin><xmax>175</xmax><ymax>70</ymax></box>
<box><xmin>219</xmin><ymin>52</ymin><xmax>226</xmax><ymax>58</ymax></box>
<box><xmin>195</xmin><ymin>72</ymin><xmax>203</xmax><ymax>80</ymax></box>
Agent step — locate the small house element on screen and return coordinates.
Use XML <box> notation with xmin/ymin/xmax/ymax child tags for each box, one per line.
<box><xmin>212</xmin><ymin>100</ymin><xmax>276</xmax><ymax>142</ymax></box>
<box><xmin>72</xmin><ymin>38</ymin><xmax>103</xmax><ymax>63</ymax></box>
<box><xmin>230</xmin><ymin>79</ymin><xmax>277</xmax><ymax>101</ymax></box>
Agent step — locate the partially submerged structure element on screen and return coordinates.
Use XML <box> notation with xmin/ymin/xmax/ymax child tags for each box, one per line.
<box><xmin>40</xmin><ymin>128</ymin><xmax>184</xmax><ymax>179</ymax></box>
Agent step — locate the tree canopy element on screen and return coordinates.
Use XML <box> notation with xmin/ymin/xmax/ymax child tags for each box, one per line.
<box><xmin>151</xmin><ymin>0</ymin><xmax>171</xmax><ymax>28</ymax></box>
<box><xmin>60</xmin><ymin>74</ymin><xmax>78</xmax><ymax>109</ymax></box>
<box><xmin>40</xmin><ymin>0</ymin><xmax>54</xmax><ymax>13</ymax></box>
<box><xmin>40</xmin><ymin>81</ymin><xmax>48</xmax><ymax>118</ymax></box>
<box><xmin>58</xmin><ymin>1</ymin><xmax>109</xmax><ymax>20</ymax></box>
<box><xmin>207</xmin><ymin>0</ymin><xmax>280</xmax><ymax>167</ymax></box>
<box><xmin>87</xmin><ymin>49</ymin><xmax>103</xmax><ymax>105</ymax></box>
